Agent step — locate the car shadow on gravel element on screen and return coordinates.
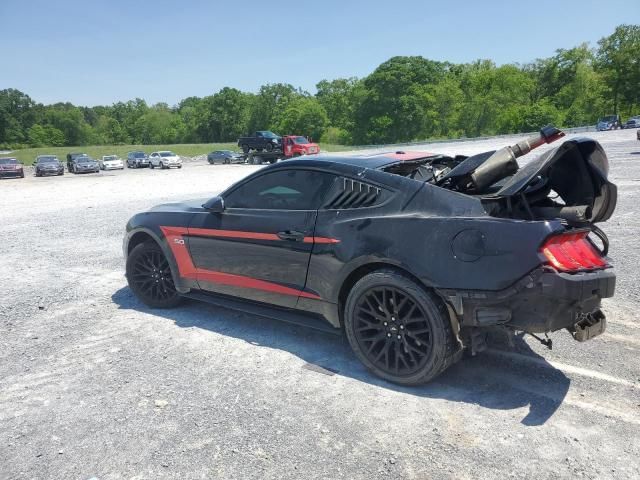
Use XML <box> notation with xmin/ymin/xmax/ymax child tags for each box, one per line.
<box><xmin>112</xmin><ymin>287</ymin><xmax>569</xmax><ymax>427</ymax></box>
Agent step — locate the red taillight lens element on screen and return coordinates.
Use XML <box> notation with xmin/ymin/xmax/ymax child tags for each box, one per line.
<box><xmin>540</xmin><ymin>231</ymin><xmax>608</xmax><ymax>272</ymax></box>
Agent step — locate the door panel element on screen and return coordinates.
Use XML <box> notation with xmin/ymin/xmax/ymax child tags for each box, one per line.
<box><xmin>187</xmin><ymin>209</ymin><xmax>318</xmax><ymax>307</ymax></box>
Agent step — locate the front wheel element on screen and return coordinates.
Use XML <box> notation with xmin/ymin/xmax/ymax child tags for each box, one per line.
<box><xmin>150</xmin><ymin>163</ymin><xmax>155</xmax><ymax>169</ymax></box>
<box><xmin>126</xmin><ymin>242</ymin><xmax>182</xmax><ymax>308</ymax></box>
<box><xmin>343</xmin><ymin>270</ymin><xmax>457</xmax><ymax>385</ymax></box>
<box><xmin>265</xmin><ymin>143</ymin><xmax>274</xmax><ymax>152</ymax></box>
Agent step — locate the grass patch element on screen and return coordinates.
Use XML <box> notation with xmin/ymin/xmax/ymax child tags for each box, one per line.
<box><xmin>5</xmin><ymin>142</ymin><xmax>351</xmax><ymax>165</ymax></box>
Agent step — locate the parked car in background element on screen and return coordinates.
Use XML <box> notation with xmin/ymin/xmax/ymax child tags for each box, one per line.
<box><xmin>207</xmin><ymin>150</ymin><xmax>244</xmax><ymax>164</ymax></box>
<box><xmin>34</xmin><ymin>155</ymin><xmax>64</xmax><ymax>176</ymax></box>
<box><xmin>69</xmin><ymin>156</ymin><xmax>100</xmax><ymax>174</ymax></box>
<box><xmin>66</xmin><ymin>152</ymin><xmax>88</xmax><ymax>172</ymax></box>
<box><xmin>637</xmin><ymin>129</ymin><xmax>640</xmax><ymax>141</ymax></box>
<box><xmin>623</xmin><ymin>116</ymin><xmax>640</xmax><ymax>129</ymax></box>
<box><xmin>100</xmin><ymin>155</ymin><xmax>124</xmax><ymax>170</ymax></box>
<box><xmin>238</xmin><ymin>131</ymin><xmax>282</xmax><ymax>153</ymax></box>
<box><xmin>126</xmin><ymin>151</ymin><xmax>149</xmax><ymax>168</ymax></box>
<box><xmin>597</xmin><ymin>115</ymin><xmax>621</xmax><ymax>131</ymax></box>
<box><xmin>0</xmin><ymin>157</ymin><xmax>24</xmax><ymax>179</ymax></box>
<box><xmin>149</xmin><ymin>151</ymin><xmax>182</xmax><ymax>169</ymax></box>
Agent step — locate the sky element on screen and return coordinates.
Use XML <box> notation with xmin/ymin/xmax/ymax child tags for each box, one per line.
<box><xmin>1</xmin><ymin>0</ymin><xmax>638</xmax><ymax>107</ymax></box>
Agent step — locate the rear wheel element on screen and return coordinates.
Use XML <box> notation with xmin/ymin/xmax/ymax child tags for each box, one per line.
<box><xmin>126</xmin><ymin>242</ymin><xmax>182</xmax><ymax>308</ymax></box>
<box><xmin>344</xmin><ymin>270</ymin><xmax>457</xmax><ymax>385</ymax></box>
<box><xmin>265</xmin><ymin>143</ymin><xmax>274</xmax><ymax>152</ymax></box>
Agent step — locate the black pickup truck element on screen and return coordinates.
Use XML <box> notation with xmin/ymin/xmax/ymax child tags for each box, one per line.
<box><xmin>237</xmin><ymin>131</ymin><xmax>282</xmax><ymax>153</ymax></box>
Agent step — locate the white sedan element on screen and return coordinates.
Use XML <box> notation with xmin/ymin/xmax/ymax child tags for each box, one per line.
<box><xmin>149</xmin><ymin>151</ymin><xmax>183</xmax><ymax>169</ymax></box>
<box><xmin>99</xmin><ymin>155</ymin><xmax>124</xmax><ymax>170</ymax></box>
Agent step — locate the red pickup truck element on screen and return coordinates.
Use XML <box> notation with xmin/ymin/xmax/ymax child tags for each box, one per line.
<box><xmin>282</xmin><ymin>135</ymin><xmax>320</xmax><ymax>157</ymax></box>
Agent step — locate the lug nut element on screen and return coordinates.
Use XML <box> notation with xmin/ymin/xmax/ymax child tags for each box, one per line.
<box><xmin>399</xmin><ymin>325</ymin><xmax>404</xmax><ymax>330</ymax></box>
<box><xmin>397</xmin><ymin>335</ymin><xmax>401</xmax><ymax>339</ymax></box>
<box><xmin>383</xmin><ymin>322</ymin><xmax>388</xmax><ymax>326</ymax></box>
<box><xmin>387</xmin><ymin>333</ymin><xmax>392</xmax><ymax>338</ymax></box>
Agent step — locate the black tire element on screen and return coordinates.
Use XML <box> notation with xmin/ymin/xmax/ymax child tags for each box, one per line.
<box><xmin>150</xmin><ymin>163</ymin><xmax>155</xmax><ymax>169</ymax></box>
<box><xmin>126</xmin><ymin>241</ymin><xmax>182</xmax><ymax>309</ymax></box>
<box><xmin>343</xmin><ymin>269</ymin><xmax>457</xmax><ymax>385</ymax></box>
<box><xmin>241</xmin><ymin>144</ymin><xmax>249</xmax><ymax>154</ymax></box>
<box><xmin>265</xmin><ymin>143</ymin><xmax>274</xmax><ymax>152</ymax></box>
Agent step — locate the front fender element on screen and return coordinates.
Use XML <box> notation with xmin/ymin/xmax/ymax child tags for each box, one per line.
<box><xmin>124</xmin><ymin>220</ymin><xmax>195</xmax><ymax>294</ymax></box>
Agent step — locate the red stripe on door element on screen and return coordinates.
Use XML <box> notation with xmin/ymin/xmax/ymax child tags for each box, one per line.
<box><xmin>188</xmin><ymin>226</ymin><xmax>339</xmax><ymax>244</ymax></box>
<box><xmin>160</xmin><ymin>226</ymin><xmax>322</xmax><ymax>300</ymax></box>
<box><xmin>304</xmin><ymin>236</ymin><xmax>340</xmax><ymax>244</ymax></box>
<box><xmin>188</xmin><ymin>227</ymin><xmax>280</xmax><ymax>241</ymax></box>
<box><xmin>196</xmin><ymin>269</ymin><xmax>321</xmax><ymax>299</ymax></box>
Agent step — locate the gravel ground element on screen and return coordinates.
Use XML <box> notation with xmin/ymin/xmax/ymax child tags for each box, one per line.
<box><xmin>1</xmin><ymin>130</ymin><xmax>639</xmax><ymax>480</ymax></box>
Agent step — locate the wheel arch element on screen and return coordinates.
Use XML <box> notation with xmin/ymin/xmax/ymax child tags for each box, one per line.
<box><xmin>125</xmin><ymin>227</ymin><xmax>191</xmax><ymax>293</ymax></box>
<box><xmin>336</xmin><ymin>261</ymin><xmax>460</xmax><ymax>343</ymax></box>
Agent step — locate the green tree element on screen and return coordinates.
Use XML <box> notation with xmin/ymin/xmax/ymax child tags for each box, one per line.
<box><xmin>248</xmin><ymin>83</ymin><xmax>301</xmax><ymax>133</ymax></box>
<box><xmin>274</xmin><ymin>96</ymin><xmax>329</xmax><ymax>141</ymax></box>
<box><xmin>195</xmin><ymin>88</ymin><xmax>252</xmax><ymax>142</ymax></box>
<box><xmin>353</xmin><ymin>56</ymin><xmax>447</xmax><ymax>143</ymax></box>
<box><xmin>27</xmin><ymin>124</ymin><xmax>66</xmax><ymax>147</ymax></box>
<box><xmin>316</xmin><ymin>77</ymin><xmax>360</xmax><ymax>132</ymax></box>
<box><xmin>596</xmin><ymin>24</ymin><xmax>640</xmax><ymax>114</ymax></box>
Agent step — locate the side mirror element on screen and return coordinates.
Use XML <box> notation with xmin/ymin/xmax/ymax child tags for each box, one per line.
<box><xmin>202</xmin><ymin>196</ymin><xmax>224</xmax><ymax>213</ymax></box>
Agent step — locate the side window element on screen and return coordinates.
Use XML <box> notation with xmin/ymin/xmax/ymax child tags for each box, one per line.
<box><xmin>224</xmin><ymin>170</ymin><xmax>336</xmax><ymax>210</ymax></box>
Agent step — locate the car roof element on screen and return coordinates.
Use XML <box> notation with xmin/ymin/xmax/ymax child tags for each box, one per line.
<box><xmin>268</xmin><ymin>151</ymin><xmax>438</xmax><ymax>171</ymax></box>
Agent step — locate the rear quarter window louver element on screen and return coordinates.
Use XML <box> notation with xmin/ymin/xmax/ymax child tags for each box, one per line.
<box><xmin>323</xmin><ymin>178</ymin><xmax>385</xmax><ymax>209</ymax></box>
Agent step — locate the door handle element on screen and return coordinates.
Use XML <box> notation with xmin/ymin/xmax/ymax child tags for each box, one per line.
<box><xmin>277</xmin><ymin>230</ymin><xmax>305</xmax><ymax>242</ymax></box>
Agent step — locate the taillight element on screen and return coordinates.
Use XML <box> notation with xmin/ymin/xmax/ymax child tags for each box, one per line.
<box><xmin>540</xmin><ymin>231</ymin><xmax>608</xmax><ymax>272</ymax></box>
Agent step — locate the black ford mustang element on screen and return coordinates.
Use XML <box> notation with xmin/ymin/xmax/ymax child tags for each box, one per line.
<box><xmin>123</xmin><ymin>127</ymin><xmax>617</xmax><ymax>385</ymax></box>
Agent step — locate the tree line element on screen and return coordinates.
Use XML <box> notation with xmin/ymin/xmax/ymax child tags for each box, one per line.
<box><xmin>1</xmin><ymin>24</ymin><xmax>638</xmax><ymax>150</ymax></box>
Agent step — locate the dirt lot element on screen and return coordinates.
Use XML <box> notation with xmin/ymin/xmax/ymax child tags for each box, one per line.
<box><xmin>1</xmin><ymin>130</ymin><xmax>639</xmax><ymax>479</ymax></box>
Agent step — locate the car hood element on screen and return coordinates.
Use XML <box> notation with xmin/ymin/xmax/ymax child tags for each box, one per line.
<box><xmin>148</xmin><ymin>198</ymin><xmax>208</xmax><ymax>213</ymax></box>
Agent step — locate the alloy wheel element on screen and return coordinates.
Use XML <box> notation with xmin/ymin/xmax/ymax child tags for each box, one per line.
<box><xmin>353</xmin><ymin>286</ymin><xmax>434</xmax><ymax>376</ymax></box>
<box><xmin>130</xmin><ymin>249</ymin><xmax>177</xmax><ymax>302</ymax></box>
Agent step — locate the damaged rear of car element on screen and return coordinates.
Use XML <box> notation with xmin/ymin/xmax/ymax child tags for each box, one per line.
<box><xmin>383</xmin><ymin>126</ymin><xmax>616</xmax><ymax>353</ymax></box>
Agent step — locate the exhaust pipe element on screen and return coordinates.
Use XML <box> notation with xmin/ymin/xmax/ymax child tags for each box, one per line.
<box><xmin>470</xmin><ymin>125</ymin><xmax>565</xmax><ymax>192</ymax></box>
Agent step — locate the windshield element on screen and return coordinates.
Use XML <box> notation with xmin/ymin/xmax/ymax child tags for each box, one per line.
<box><xmin>159</xmin><ymin>151</ymin><xmax>176</xmax><ymax>157</ymax></box>
<box><xmin>0</xmin><ymin>158</ymin><xmax>17</xmax><ymax>164</ymax></box>
<box><xmin>258</xmin><ymin>131</ymin><xmax>279</xmax><ymax>138</ymax></box>
<box><xmin>132</xmin><ymin>152</ymin><xmax>146</xmax><ymax>158</ymax></box>
<box><xmin>293</xmin><ymin>136</ymin><xmax>310</xmax><ymax>144</ymax></box>
<box><xmin>37</xmin><ymin>156</ymin><xmax>58</xmax><ymax>163</ymax></box>
<box><xmin>78</xmin><ymin>157</ymin><xmax>93</xmax><ymax>163</ymax></box>
<box><xmin>600</xmin><ymin>116</ymin><xmax>617</xmax><ymax>122</ymax></box>
<box><xmin>103</xmin><ymin>155</ymin><xmax>118</xmax><ymax>161</ymax></box>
